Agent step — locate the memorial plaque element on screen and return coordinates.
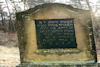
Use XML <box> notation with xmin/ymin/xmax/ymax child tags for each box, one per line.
<box><xmin>16</xmin><ymin>3</ymin><xmax>97</xmax><ymax>67</ymax></box>
<box><xmin>35</xmin><ymin>19</ymin><xmax>77</xmax><ymax>49</ymax></box>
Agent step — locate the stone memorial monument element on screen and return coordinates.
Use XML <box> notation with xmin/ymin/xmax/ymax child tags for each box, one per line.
<box><xmin>16</xmin><ymin>3</ymin><xmax>97</xmax><ymax>67</ymax></box>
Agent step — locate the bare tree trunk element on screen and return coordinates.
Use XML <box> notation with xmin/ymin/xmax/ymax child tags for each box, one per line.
<box><xmin>86</xmin><ymin>0</ymin><xmax>96</xmax><ymax>30</ymax></box>
<box><xmin>10</xmin><ymin>0</ymin><xmax>17</xmax><ymax>12</ymax></box>
<box><xmin>86</xmin><ymin>0</ymin><xmax>92</xmax><ymax>10</ymax></box>
<box><xmin>26</xmin><ymin>0</ymin><xmax>30</xmax><ymax>8</ymax></box>
<box><xmin>10</xmin><ymin>0</ymin><xmax>18</xmax><ymax>31</ymax></box>
<box><xmin>1</xmin><ymin>10</ymin><xmax>5</xmax><ymax>32</ymax></box>
<box><xmin>23</xmin><ymin>0</ymin><xmax>26</xmax><ymax>10</ymax></box>
<box><xmin>86</xmin><ymin>0</ymin><xmax>96</xmax><ymax>33</ymax></box>
<box><xmin>78</xmin><ymin>0</ymin><xmax>82</xmax><ymax>8</ymax></box>
<box><xmin>5</xmin><ymin>0</ymin><xmax>14</xmax><ymax>32</ymax></box>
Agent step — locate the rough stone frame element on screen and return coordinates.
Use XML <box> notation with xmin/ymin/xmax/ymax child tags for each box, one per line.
<box><xmin>16</xmin><ymin>3</ymin><xmax>95</xmax><ymax>63</ymax></box>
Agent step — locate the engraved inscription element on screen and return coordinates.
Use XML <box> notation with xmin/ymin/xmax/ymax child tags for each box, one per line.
<box><xmin>35</xmin><ymin>19</ymin><xmax>77</xmax><ymax>49</ymax></box>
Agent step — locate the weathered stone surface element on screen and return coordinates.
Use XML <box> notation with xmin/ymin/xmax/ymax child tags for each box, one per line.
<box><xmin>16</xmin><ymin>3</ymin><xmax>96</xmax><ymax>66</ymax></box>
<box><xmin>17</xmin><ymin>63</ymin><xmax>98</xmax><ymax>67</ymax></box>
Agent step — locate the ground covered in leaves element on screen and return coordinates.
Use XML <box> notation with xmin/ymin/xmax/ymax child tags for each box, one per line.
<box><xmin>0</xmin><ymin>31</ymin><xmax>20</xmax><ymax>67</ymax></box>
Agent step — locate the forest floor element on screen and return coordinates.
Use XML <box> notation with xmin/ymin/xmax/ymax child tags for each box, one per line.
<box><xmin>0</xmin><ymin>31</ymin><xmax>20</xmax><ymax>67</ymax></box>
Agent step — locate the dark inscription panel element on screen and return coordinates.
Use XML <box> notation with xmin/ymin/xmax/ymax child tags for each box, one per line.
<box><xmin>35</xmin><ymin>19</ymin><xmax>77</xmax><ymax>49</ymax></box>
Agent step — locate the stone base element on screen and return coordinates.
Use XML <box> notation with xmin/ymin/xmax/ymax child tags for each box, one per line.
<box><xmin>16</xmin><ymin>63</ymin><xmax>98</xmax><ymax>67</ymax></box>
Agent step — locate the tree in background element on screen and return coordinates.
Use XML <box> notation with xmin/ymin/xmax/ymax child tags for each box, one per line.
<box><xmin>0</xmin><ymin>0</ymin><xmax>100</xmax><ymax>32</ymax></box>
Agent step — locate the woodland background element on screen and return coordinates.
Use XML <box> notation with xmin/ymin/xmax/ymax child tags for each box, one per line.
<box><xmin>0</xmin><ymin>0</ymin><xmax>100</xmax><ymax>67</ymax></box>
